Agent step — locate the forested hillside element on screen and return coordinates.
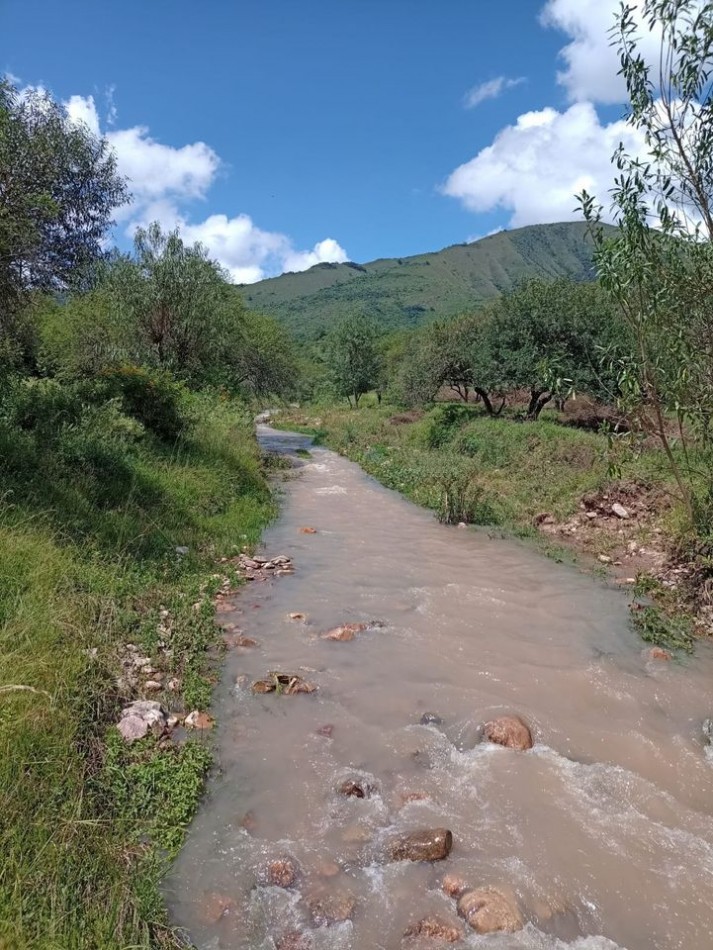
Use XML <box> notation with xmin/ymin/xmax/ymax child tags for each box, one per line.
<box><xmin>239</xmin><ymin>221</ymin><xmax>613</xmax><ymax>338</ymax></box>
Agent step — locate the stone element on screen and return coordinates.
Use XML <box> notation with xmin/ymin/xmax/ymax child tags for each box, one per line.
<box><xmin>598</xmin><ymin>554</ymin><xmax>612</xmax><ymax>564</ymax></box>
<box><xmin>338</xmin><ymin>779</ymin><xmax>375</xmax><ymax>799</ymax></box>
<box><xmin>258</xmin><ymin>857</ymin><xmax>300</xmax><ymax>889</ymax></box>
<box><xmin>316</xmin><ymin>859</ymin><xmax>341</xmax><ymax>878</ymax></box>
<box><xmin>197</xmin><ymin>891</ymin><xmax>236</xmax><ymax>925</ymax></box>
<box><xmin>316</xmin><ymin>724</ymin><xmax>334</xmax><ymax>738</ymax></box>
<box><xmin>251</xmin><ymin>672</ymin><xmax>317</xmax><ymax>695</ymax></box>
<box><xmin>419</xmin><ymin>712</ymin><xmax>443</xmax><ymax>726</ymax></box>
<box><xmin>166</xmin><ymin>715</ymin><xmax>180</xmax><ymax>729</ymax></box>
<box><xmin>307</xmin><ymin>889</ymin><xmax>356</xmax><ymax>926</ymax></box>
<box><xmin>184</xmin><ymin>710</ymin><xmax>214</xmax><ymax>730</ymax></box>
<box><xmin>276</xmin><ymin>932</ymin><xmax>312</xmax><ymax>950</ymax></box>
<box><xmin>240</xmin><ymin>810</ymin><xmax>257</xmax><ymax>833</ymax></box>
<box><xmin>175</xmin><ymin>545</ymin><xmax>190</xmax><ymax>556</ymax></box>
<box><xmin>167</xmin><ymin>677</ymin><xmax>181</xmax><ymax>691</ymax></box>
<box><xmin>703</xmin><ymin>718</ymin><xmax>713</xmax><ymax>744</ymax></box>
<box><xmin>457</xmin><ymin>887</ymin><xmax>523</xmax><ymax>935</ymax></box>
<box><xmin>388</xmin><ymin>828</ymin><xmax>453</xmax><ymax>862</ymax></box>
<box><xmin>117</xmin><ymin>700</ymin><xmax>166</xmax><ymax>742</ymax></box>
<box><xmin>398</xmin><ymin>790</ymin><xmax>430</xmax><ymax>807</ymax></box>
<box><xmin>612</xmin><ymin>502</ymin><xmax>630</xmax><ymax>519</ymax></box>
<box><xmin>144</xmin><ymin>680</ymin><xmax>162</xmax><ymax>692</ymax></box>
<box><xmin>288</xmin><ymin>612</ymin><xmax>307</xmax><ymax>622</ymax></box>
<box><xmin>231</xmin><ymin>635</ymin><xmax>259</xmax><ymax>648</ymax></box>
<box><xmin>321</xmin><ymin>620</ymin><xmax>384</xmax><ymax>642</ymax></box>
<box><xmin>404</xmin><ymin>916</ymin><xmax>462</xmax><ymax>942</ymax></box>
<box><xmin>442</xmin><ymin>874</ymin><xmax>469</xmax><ymax>898</ymax></box>
<box><xmin>649</xmin><ymin>646</ymin><xmax>672</xmax><ymax>661</ymax></box>
<box><xmin>300</xmin><ymin>527</ymin><xmax>318</xmax><ymax>534</ymax></box>
<box><xmin>482</xmin><ymin>715</ymin><xmax>533</xmax><ymax>751</ymax></box>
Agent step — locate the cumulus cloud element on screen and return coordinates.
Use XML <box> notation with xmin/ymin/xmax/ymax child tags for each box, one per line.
<box><xmin>463</xmin><ymin>76</ymin><xmax>525</xmax><ymax>109</ymax></box>
<box><xmin>60</xmin><ymin>92</ymin><xmax>347</xmax><ymax>282</ymax></box>
<box><xmin>541</xmin><ymin>0</ymin><xmax>662</xmax><ymax>103</ymax></box>
<box><xmin>442</xmin><ymin>102</ymin><xmax>645</xmax><ymax>227</ymax></box>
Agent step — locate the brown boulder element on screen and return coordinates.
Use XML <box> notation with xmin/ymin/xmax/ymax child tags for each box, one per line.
<box><xmin>276</xmin><ymin>932</ymin><xmax>312</xmax><ymax>950</ymax></box>
<box><xmin>649</xmin><ymin>646</ymin><xmax>672</xmax><ymax>661</ymax></box>
<box><xmin>388</xmin><ymin>828</ymin><xmax>453</xmax><ymax>862</ymax></box>
<box><xmin>482</xmin><ymin>715</ymin><xmax>533</xmax><ymax>751</ymax></box>
<box><xmin>457</xmin><ymin>887</ymin><xmax>523</xmax><ymax>934</ymax></box>
<box><xmin>300</xmin><ymin>527</ymin><xmax>318</xmax><ymax>534</ymax></box>
<box><xmin>184</xmin><ymin>710</ymin><xmax>214</xmax><ymax>730</ymax></box>
<box><xmin>321</xmin><ymin>620</ymin><xmax>384</xmax><ymax>642</ymax></box>
<box><xmin>258</xmin><ymin>857</ymin><xmax>300</xmax><ymax>889</ymax></box>
<box><xmin>404</xmin><ymin>915</ymin><xmax>462</xmax><ymax>942</ymax></box>
<box><xmin>316</xmin><ymin>724</ymin><xmax>334</xmax><ymax>738</ymax></box>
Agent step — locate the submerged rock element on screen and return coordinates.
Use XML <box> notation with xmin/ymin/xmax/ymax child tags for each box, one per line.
<box><xmin>703</xmin><ymin>718</ymin><xmax>713</xmax><ymax>744</ymax></box>
<box><xmin>258</xmin><ymin>857</ymin><xmax>300</xmax><ymax>889</ymax></box>
<box><xmin>252</xmin><ymin>672</ymin><xmax>317</xmax><ymax>695</ymax></box>
<box><xmin>276</xmin><ymin>932</ymin><xmax>313</xmax><ymax>950</ymax></box>
<box><xmin>441</xmin><ymin>874</ymin><xmax>469</xmax><ymax>898</ymax></box>
<box><xmin>456</xmin><ymin>887</ymin><xmax>523</xmax><ymax>934</ymax></box>
<box><xmin>321</xmin><ymin>620</ymin><xmax>384</xmax><ymax>642</ymax></box>
<box><xmin>388</xmin><ymin>828</ymin><xmax>453</xmax><ymax>862</ymax></box>
<box><xmin>404</xmin><ymin>915</ymin><xmax>462</xmax><ymax>942</ymax></box>
<box><xmin>300</xmin><ymin>527</ymin><xmax>318</xmax><ymax>534</ymax></box>
<box><xmin>482</xmin><ymin>715</ymin><xmax>533</xmax><ymax>751</ymax></box>
<box><xmin>116</xmin><ymin>700</ymin><xmax>167</xmax><ymax>742</ymax></box>
<box><xmin>197</xmin><ymin>891</ymin><xmax>236</xmax><ymax>925</ymax></box>
<box><xmin>307</xmin><ymin>889</ymin><xmax>357</xmax><ymax>926</ymax></box>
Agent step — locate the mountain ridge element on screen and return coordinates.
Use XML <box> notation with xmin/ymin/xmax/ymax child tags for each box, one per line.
<box><xmin>238</xmin><ymin>221</ymin><xmax>612</xmax><ymax>338</ymax></box>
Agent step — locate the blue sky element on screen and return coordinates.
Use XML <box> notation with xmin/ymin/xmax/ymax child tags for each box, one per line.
<box><xmin>3</xmin><ymin>0</ymin><xmax>649</xmax><ymax>281</ymax></box>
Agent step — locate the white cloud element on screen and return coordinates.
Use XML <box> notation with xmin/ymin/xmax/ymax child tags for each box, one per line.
<box><xmin>60</xmin><ymin>92</ymin><xmax>347</xmax><ymax>282</ymax></box>
<box><xmin>464</xmin><ymin>76</ymin><xmax>525</xmax><ymax>109</ymax></box>
<box><xmin>442</xmin><ymin>101</ymin><xmax>645</xmax><ymax>227</ymax></box>
<box><xmin>541</xmin><ymin>0</ymin><xmax>662</xmax><ymax>103</ymax></box>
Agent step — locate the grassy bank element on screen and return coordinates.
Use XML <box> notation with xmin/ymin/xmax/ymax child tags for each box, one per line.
<box><xmin>279</xmin><ymin>400</ymin><xmax>701</xmax><ymax>650</ymax></box>
<box><xmin>0</xmin><ymin>390</ymin><xmax>275</xmax><ymax>949</ymax></box>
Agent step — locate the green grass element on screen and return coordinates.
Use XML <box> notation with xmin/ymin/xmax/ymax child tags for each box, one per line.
<box><xmin>0</xmin><ymin>393</ymin><xmax>275</xmax><ymax>949</ymax></box>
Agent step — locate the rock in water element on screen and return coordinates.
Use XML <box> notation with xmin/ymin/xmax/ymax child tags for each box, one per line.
<box><xmin>388</xmin><ymin>828</ymin><xmax>453</xmax><ymax>862</ymax></box>
<box><xmin>338</xmin><ymin>779</ymin><xmax>375</xmax><ymax>799</ymax></box>
<box><xmin>404</xmin><ymin>915</ymin><xmax>462</xmax><ymax>942</ymax></box>
<box><xmin>703</xmin><ymin>718</ymin><xmax>713</xmax><ymax>744</ymax></box>
<box><xmin>442</xmin><ymin>874</ymin><xmax>469</xmax><ymax>898</ymax></box>
<box><xmin>457</xmin><ymin>887</ymin><xmax>523</xmax><ymax>934</ymax></box>
<box><xmin>307</xmin><ymin>889</ymin><xmax>356</xmax><ymax>926</ymax></box>
<box><xmin>482</xmin><ymin>715</ymin><xmax>533</xmax><ymax>750</ymax></box>
<box><xmin>258</xmin><ymin>857</ymin><xmax>300</xmax><ymax>888</ymax></box>
<box><xmin>420</xmin><ymin>711</ymin><xmax>443</xmax><ymax>726</ymax></box>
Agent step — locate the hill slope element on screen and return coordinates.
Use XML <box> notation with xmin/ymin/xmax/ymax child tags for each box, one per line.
<box><xmin>238</xmin><ymin>221</ymin><xmax>611</xmax><ymax>339</ymax></box>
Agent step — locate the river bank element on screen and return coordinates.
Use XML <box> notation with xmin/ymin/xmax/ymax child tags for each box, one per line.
<box><xmin>0</xmin><ymin>396</ymin><xmax>275</xmax><ymax>949</ymax></box>
<box><xmin>276</xmin><ymin>402</ymin><xmax>706</xmax><ymax>653</ymax></box>
<box><xmin>167</xmin><ymin>424</ymin><xmax>713</xmax><ymax>950</ymax></box>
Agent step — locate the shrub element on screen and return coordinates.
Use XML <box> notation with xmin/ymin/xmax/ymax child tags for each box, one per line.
<box><xmin>100</xmin><ymin>366</ymin><xmax>189</xmax><ymax>442</ymax></box>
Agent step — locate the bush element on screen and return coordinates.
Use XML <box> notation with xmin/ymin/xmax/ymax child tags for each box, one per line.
<box><xmin>100</xmin><ymin>366</ymin><xmax>189</xmax><ymax>442</ymax></box>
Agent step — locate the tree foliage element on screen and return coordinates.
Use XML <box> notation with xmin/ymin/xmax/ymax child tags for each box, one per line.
<box><xmin>0</xmin><ymin>80</ymin><xmax>127</xmax><ymax>328</ymax></box>
<box><xmin>580</xmin><ymin>0</ymin><xmax>713</xmax><ymax>528</ymax></box>
<box><xmin>326</xmin><ymin>314</ymin><xmax>382</xmax><ymax>407</ymax></box>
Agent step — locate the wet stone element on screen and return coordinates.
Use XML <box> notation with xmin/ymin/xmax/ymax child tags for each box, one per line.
<box><xmin>456</xmin><ymin>887</ymin><xmax>523</xmax><ymax>935</ymax></box>
<box><xmin>442</xmin><ymin>874</ymin><xmax>469</xmax><ymax>898</ymax></box>
<box><xmin>197</xmin><ymin>891</ymin><xmax>236</xmax><ymax>925</ymax></box>
<box><xmin>258</xmin><ymin>857</ymin><xmax>300</xmax><ymax>889</ymax></box>
<box><xmin>316</xmin><ymin>724</ymin><xmax>334</xmax><ymax>738</ymax></box>
<box><xmin>404</xmin><ymin>915</ymin><xmax>462</xmax><ymax>943</ymax></box>
<box><xmin>184</xmin><ymin>710</ymin><xmax>214</xmax><ymax>730</ymax></box>
<box><xmin>388</xmin><ymin>828</ymin><xmax>453</xmax><ymax>862</ymax></box>
<box><xmin>419</xmin><ymin>712</ymin><xmax>443</xmax><ymax>726</ymax></box>
<box><xmin>276</xmin><ymin>932</ymin><xmax>313</xmax><ymax>950</ymax></box>
<box><xmin>251</xmin><ymin>672</ymin><xmax>317</xmax><ymax>695</ymax></box>
<box><xmin>338</xmin><ymin>779</ymin><xmax>375</xmax><ymax>799</ymax></box>
<box><xmin>307</xmin><ymin>889</ymin><xmax>357</xmax><ymax>926</ymax></box>
<box><xmin>482</xmin><ymin>715</ymin><xmax>533</xmax><ymax>751</ymax></box>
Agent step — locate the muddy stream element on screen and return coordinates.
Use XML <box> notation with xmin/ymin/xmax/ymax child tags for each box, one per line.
<box><xmin>166</xmin><ymin>426</ymin><xmax>713</xmax><ymax>949</ymax></box>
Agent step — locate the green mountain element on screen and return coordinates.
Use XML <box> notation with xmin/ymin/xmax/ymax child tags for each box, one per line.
<box><xmin>238</xmin><ymin>221</ymin><xmax>612</xmax><ymax>339</ymax></box>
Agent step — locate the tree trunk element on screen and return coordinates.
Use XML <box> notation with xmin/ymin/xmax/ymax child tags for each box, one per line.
<box><xmin>474</xmin><ymin>387</ymin><xmax>495</xmax><ymax>416</ymax></box>
<box><xmin>527</xmin><ymin>390</ymin><xmax>552</xmax><ymax>420</ymax></box>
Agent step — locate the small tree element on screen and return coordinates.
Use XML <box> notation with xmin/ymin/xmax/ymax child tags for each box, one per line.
<box><xmin>327</xmin><ymin>314</ymin><xmax>381</xmax><ymax>407</ymax></box>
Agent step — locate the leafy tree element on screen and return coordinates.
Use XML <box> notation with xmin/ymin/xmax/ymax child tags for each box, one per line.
<box><xmin>326</xmin><ymin>314</ymin><xmax>381</xmax><ymax>407</ymax></box>
<box><xmin>0</xmin><ymin>80</ymin><xmax>127</xmax><ymax>332</ymax></box>
<box><xmin>580</xmin><ymin>0</ymin><xmax>713</xmax><ymax>527</ymax></box>
<box><xmin>489</xmin><ymin>279</ymin><xmax>623</xmax><ymax>418</ymax></box>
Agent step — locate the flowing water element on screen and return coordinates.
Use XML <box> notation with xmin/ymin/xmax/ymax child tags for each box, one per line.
<box><xmin>166</xmin><ymin>426</ymin><xmax>713</xmax><ymax>950</ymax></box>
